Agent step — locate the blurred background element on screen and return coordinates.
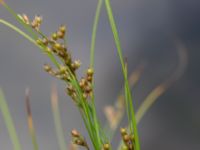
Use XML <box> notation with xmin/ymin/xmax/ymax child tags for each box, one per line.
<box><xmin>0</xmin><ymin>0</ymin><xmax>200</xmax><ymax>149</ymax></box>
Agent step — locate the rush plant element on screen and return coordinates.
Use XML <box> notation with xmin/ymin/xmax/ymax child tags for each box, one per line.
<box><xmin>0</xmin><ymin>0</ymin><xmax>187</xmax><ymax>150</ymax></box>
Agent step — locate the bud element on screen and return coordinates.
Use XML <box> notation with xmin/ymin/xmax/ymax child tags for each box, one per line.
<box><xmin>71</xmin><ymin>129</ymin><xmax>80</xmax><ymax>138</ymax></box>
<box><xmin>22</xmin><ymin>14</ymin><xmax>30</xmax><ymax>24</ymax></box>
<box><xmin>120</xmin><ymin>128</ymin><xmax>127</xmax><ymax>136</ymax></box>
<box><xmin>34</xmin><ymin>15</ymin><xmax>42</xmax><ymax>24</ymax></box>
<box><xmin>87</xmin><ymin>68</ymin><xmax>94</xmax><ymax>76</ymax></box>
<box><xmin>57</xmin><ymin>31</ymin><xmax>65</xmax><ymax>39</ymax></box>
<box><xmin>36</xmin><ymin>38</ymin><xmax>43</xmax><ymax>45</ymax></box>
<box><xmin>42</xmin><ymin>38</ymin><xmax>49</xmax><ymax>46</ymax></box>
<box><xmin>51</xmin><ymin>33</ymin><xmax>58</xmax><ymax>40</ymax></box>
<box><xmin>74</xmin><ymin>60</ymin><xmax>81</xmax><ymax>69</ymax></box>
<box><xmin>103</xmin><ymin>143</ymin><xmax>110</xmax><ymax>150</ymax></box>
<box><xmin>43</xmin><ymin>64</ymin><xmax>52</xmax><ymax>72</ymax></box>
<box><xmin>59</xmin><ymin>25</ymin><xmax>66</xmax><ymax>33</ymax></box>
<box><xmin>53</xmin><ymin>43</ymin><xmax>62</xmax><ymax>50</ymax></box>
<box><xmin>123</xmin><ymin>135</ymin><xmax>130</xmax><ymax>142</ymax></box>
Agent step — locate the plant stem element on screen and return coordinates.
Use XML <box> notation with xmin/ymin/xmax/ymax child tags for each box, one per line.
<box><xmin>0</xmin><ymin>89</ymin><xmax>22</xmax><ymax>150</ymax></box>
<box><xmin>51</xmin><ymin>85</ymin><xmax>68</xmax><ymax>150</ymax></box>
<box><xmin>90</xmin><ymin>0</ymin><xmax>103</xmax><ymax>68</ymax></box>
<box><xmin>104</xmin><ymin>0</ymin><xmax>140</xmax><ymax>150</ymax></box>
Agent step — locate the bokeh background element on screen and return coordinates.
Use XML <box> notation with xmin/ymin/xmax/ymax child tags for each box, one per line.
<box><xmin>0</xmin><ymin>0</ymin><xmax>200</xmax><ymax>149</ymax></box>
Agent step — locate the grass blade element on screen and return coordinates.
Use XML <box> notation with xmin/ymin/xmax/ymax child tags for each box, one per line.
<box><xmin>90</xmin><ymin>0</ymin><xmax>103</xmax><ymax>68</ymax></box>
<box><xmin>104</xmin><ymin>0</ymin><xmax>140</xmax><ymax>149</ymax></box>
<box><xmin>0</xmin><ymin>89</ymin><xmax>22</xmax><ymax>150</ymax></box>
<box><xmin>51</xmin><ymin>84</ymin><xmax>67</xmax><ymax>150</ymax></box>
<box><xmin>25</xmin><ymin>88</ymin><xmax>39</xmax><ymax>150</ymax></box>
<box><xmin>136</xmin><ymin>41</ymin><xmax>188</xmax><ymax>123</ymax></box>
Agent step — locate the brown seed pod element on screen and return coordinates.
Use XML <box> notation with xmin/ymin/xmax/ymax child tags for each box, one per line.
<box><xmin>59</xmin><ymin>25</ymin><xmax>66</xmax><ymax>34</ymax></box>
<box><xmin>22</xmin><ymin>14</ymin><xmax>30</xmax><ymax>24</ymax></box>
<box><xmin>123</xmin><ymin>134</ymin><xmax>130</xmax><ymax>143</ymax></box>
<box><xmin>42</xmin><ymin>38</ymin><xmax>49</xmax><ymax>46</ymax></box>
<box><xmin>87</xmin><ymin>68</ymin><xmax>94</xmax><ymax>76</ymax></box>
<box><xmin>103</xmin><ymin>143</ymin><xmax>110</xmax><ymax>150</ymax></box>
<box><xmin>43</xmin><ymin>64</ymin><xmax>52</xmax><ymax>72</ymax></box>
<box><xmin>57</xmin><ymin>31</ymin><xmax>65</xmax><ymax>39</ymax></box>
<box><xmin>120</xmin><ymin>128</ymin><xmax>127</xmax><ymax>136</ymax></box>
<box><xmin>51</xmin><ymin>33</ymin><xmax>58</xmax><ymax>41</ymax></box>
<box><xmin>71</xmin><ymin>129</ymin><xmax>80</xmax><ymax>138</ymax></box>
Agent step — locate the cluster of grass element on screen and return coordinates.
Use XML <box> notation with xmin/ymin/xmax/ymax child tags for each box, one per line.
<box><xmin>0</xmin><ymin>0</ymin><xmax>187</xmax><ymax>150</ymax></box>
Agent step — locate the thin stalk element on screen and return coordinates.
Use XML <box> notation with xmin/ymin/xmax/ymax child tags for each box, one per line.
<box><xmin>69</xmin><ymin>74</ymin><xmax>99</xmax><ymax>149</ymax></box>
<box><xmin>0</xmin><ymin>89</ymin><xmax>22</xmax><ymax>150</ymax></box>
<box><xmin>2</xmin><ymin>2</ymin><xmax>37</xmax><ymax>39</ymax></box>
<box><xmin>0</xmin><ymin>19</ymin><xmax>36</xmax><ymax>44</ymax></box>
<box><xmin>51</xmin><ymin>85</ymin><xmax>67</xmax><ymax>150</ymax></box>
<box><xmin>90</xmin><ymin>0</ymin><xmax>103</xmax><ymax>68</ymax></box>
<box><xmin>104</xmin><ymin>0</ymin><xmax>140</xmax><ymax>150</ymax></box>
<box><xmin>0</xmin><ymin>19</ymin><xmax>60</xmax><ymax>68</ymax></box>
<box><xmin>90</xmin><ymin>0</ymin><xmax>109</xmax><ymax>146</ymax></box>
<box><xmin>25</xmin><ymin>89</ymin><xmax>39</xmax><ymax>150</ymax></box>
<box><xmin>90</xmin><ymin>95</ymin><xmax>102</xmax><ymax>145</ymax></box>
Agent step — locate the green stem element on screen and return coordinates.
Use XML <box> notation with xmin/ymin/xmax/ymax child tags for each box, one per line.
<box><xmin>0</xmin><ymin>19</ymin><xmax>60</xmax><ymax>68</ymax></box>
<box><xmin>2</xmin><ymin>2</ymin><xmax>37</xmax><ymax>39</ymax></box>
<box><xmin>0</xmin><ymin>19</ymin><xmax>36</xmax><ymax>44</ymax></box>
<box><xmin>51</xmin><ymin>86</ymin><xmax>68</xmax><ymax>150</ymax></box>
<box><xmin>104</xmin><ymin>0</ymin><xmax>140</xmax><ymax>150</ymax></box>
<box><xmin>89</xmin><ymin>0</ymin><xmax>108</xmax><ymax>148</ymax></box>
<box><xmin>90</xmin><ymin>0</ymin><xmax>103</xmax><ymax>68</ymax></box>
<box><xmin>0</xmin><ymin>89</ymin><xmax>22</xmax><ymax>150</ymax></box>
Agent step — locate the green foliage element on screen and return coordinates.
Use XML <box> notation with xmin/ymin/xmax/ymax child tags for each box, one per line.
<box><xmin>1</xmin><ymin>1</ymin><xmax>189</xmax><ymax>150</ymax></box>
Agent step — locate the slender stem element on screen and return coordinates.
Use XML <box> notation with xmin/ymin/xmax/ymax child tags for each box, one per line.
<box><xmin>2</xmin><ymin>2</ymin><xmax>37</xmax><ymax>39</ymax></box>
<box><xmin>51</xmin><ymin>85</ymin><xmax>68</xmax><ymax>150</ymax></box>
<box><xmin>25</xmin><ymin>89</ymin><xmax>39</xmax><ymax>150</ymax></box>
<box><xmin>0</xmin><ymin>19</ymin><xmax>36</xmax><ymax>44</ymax></box>
<box><xmin>90</xmin><ymin>0</ymin><xmax>103</xmax><ymax>68</ymax></box>
<box><xmin>104</xmin><ymin>0</ymin><xmax>140</xmax><ymax>150</ymax></box>
<box><xmin>89</xmin><ymin>0</ymin><xmax>108</xmax><ymax>148</ymax></box>
<box><xmin>0</xmin><ymin>89</ymin><xmax>22</xmax><ymax>150</ymax></box>
<box><xmin>0</xmin><ymin>19</ymin><xmax>60</xmax><ymax>68</ymax></box>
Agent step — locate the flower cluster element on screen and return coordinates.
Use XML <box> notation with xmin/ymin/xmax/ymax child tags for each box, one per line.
<box><xmin>71</xmin><ymin>129</ymin><xmax>89</xmax><ymax>150</ymax></box>
<box><xmin>18</xmin><ymin>14</ymin><xmax>94</xmax><ymax>104</ymax></box>
<box><xmin>120</xmin><ymin>128</ymin><xmax>135</xmax><ymax>150</ymax></box>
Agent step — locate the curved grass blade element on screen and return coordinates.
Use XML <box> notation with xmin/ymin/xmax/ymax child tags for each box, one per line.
<box><xmin>104</xmin><ymin>0</ymin><xmax>140</xmax><ymax>149</ymax></box>
<box><xmin>51</xmin><ymin>84</ymin><xmax>67</xmax><ymax>150</ymax></box>
<box><xmin>90</xmin><ymin>0</ymin><xmax>103</xmax><ymax>68</ymax></box>
<box><xmin>25</xmin><ymin>88</ymin><xmax>39</xmax><ymax>150</ymax></box>
<box><xmin>0</xmin><ymin>89</ymin><xmax>22</xmax><ymax>150</ymax></box>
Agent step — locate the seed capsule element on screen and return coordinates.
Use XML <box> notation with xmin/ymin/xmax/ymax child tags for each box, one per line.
<box><xmin>87</xmin><ymin>68</ymin><xmax>94</xmax><ymax>76</ymax></box>
<box><xmin>36</xmin><ymin>38</ymin><xmax>43</xmax><ymax>45</ymax></box>
<box><xmin>51</xmin><ymin>33</ymin><xmax>58</xmax><ymax>40</ymax></box>
<box><xmin>42</xmin><ymin>38</ymin><xmax>49</xmax><ymax>46</ymax></box>
<box><xmin>59</xmin><ymin>25</ymin><xmax>66</xmax><ymax>33</ymax></box>
<box><xmin>123</xmin><ymin>135</ymin><xmax>130</xmax><ymax>142</ymax></box>
<box><xmin>71</xmin><ymin>129</ymin><xmax>80</xmax><ymax>138</ymax></box>
<box><xmin>103</xmin><ymin>143</ymin><xmax>110</xmax><ymax>150</ymax></box>
<box><xmin>53</xmin><ymin>43</ymin><xmax>63</xmax><ymax>50</ymax></box>
<box><xmin>120</xmin><ymin>128</ymin><xmax>127</xmax><ymax>136</ymax></box>
<box><xmin>34</xmin><ymin>15</ymin><xmax>42</xmax><ymax>24</ymax></box>
<box><xmin>22</xmin><ymin>14</ymin><xmax>30</xmax><ymax>24</ymax></box>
